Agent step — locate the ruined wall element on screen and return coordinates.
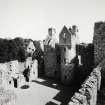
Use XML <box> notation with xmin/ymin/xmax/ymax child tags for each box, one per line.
<box><xmin>59</xmin><ymin>45</ymin><xmax>78</xmax><ymax>85</ymax></box>
<box><xmin>59</xmin><ymin>26</ymin><xmax>71</xmax><ymax>45</ymax></box>
<box><xmin>61</xmin><ymin>63</ymin><xmax>76</xmax><ymax>85</ymax></box>
<box><xmin>33</xmin><ymin>40</ymin><xmax>45</xmax><ymax>77</ymax></box>
<box><xmin>76</xmin><ymin>43</ymin><xmax>94</xmax><ymax>68</ymax></box>
<box><xmin>93</xmin><ymin>22</ymin><xmax>105</xmax><ymax>85</ymax></box>
<box><xmin>68</xmin><ymin>66</ymin><xmax>101</xmax><ymax>105</ymax></box>
<box><xmin>0</xmin><ymin>57</ymin><xmax>38</xmax><ymax>88</ymax></box>
<box><xmin>59</xmin><ymin>26</ymin><xmax>78</xmax><ymax>85</ymax></box>
<box><xmin>76</xmin><ymin>44</ymin><xmax>94</xmax><ymax>84</ymax></box>
<box><xmin>44</xmin><ymin>45</ymin><xmax>60</xmax><ymax>79</ymax></box>
<box><xmin>93</xmin><ymin>22</ymin><xmax>105</xmax><ymax>66</ymax></box>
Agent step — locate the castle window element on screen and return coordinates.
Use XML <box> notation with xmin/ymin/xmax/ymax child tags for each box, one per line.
<box><xmin>63</xmin><ymin>33</ymin><xmax>66</xmax><ymax>38</ymax></box>
<box><xmin>78</xmin><ymin>55</ymin><xmax>82</xmax><ymax>65</ymax></box>
<box><xmin>64</xmin><ymin>47</ymin><xmax>66</xmax><ymax>52</ymax></box>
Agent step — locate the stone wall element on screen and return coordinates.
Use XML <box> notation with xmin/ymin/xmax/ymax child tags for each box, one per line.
<box><xmin>93</xmin><ymin>22</ymin><xmax>105</xmax><ymax>66</ymax></box>
<box><xmin>93</xmin><ymin>22</ymin><xmax>105</xmax><ymax>85</ymax></box>
<box><xmin>76</xmin><ymin>44</ymin><xmax>94</xmax><ymax>84</ymax></box>
<box><xmin>0</xmin><ymin>87</ymin><xmax>16</xmax><ymax>105</ymax></box>
<box><xmin>61</xmin><ymin>63</ymin><xmax>76</xmax><ymax>85</ymax></box>
<box><xmin>96</xmin><ymin>58</ymin><xmax>105</xmax><ymax>86</ymax></box>
<box><xmin>76</xmin><ymin>43</ymin><xmax>94</xmax><ymax>68</ymax></box>
<box><xmin>44</xmin><ymin>45</ymin><xmax>60</xmax><ymax>79</ymax></box>
<box><xmin>68</xmin><ymin>66</ymin><xmax>101</xmax><ymax>105</ymax></box>
<box><xmin>59</xmin><ymin>26</ymin><xmax>72</xmax><ymax>45</ymax></box>
<box><xmin>0</xmin><ymin>57</ymin><xmax>38</xmax><ymax>88</ymax></box>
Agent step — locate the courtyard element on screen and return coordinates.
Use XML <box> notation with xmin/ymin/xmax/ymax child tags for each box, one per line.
<box><xmin>14</xmin><ymin>78</ymin><xmax>79</xmax><ymax>105</ymax></box>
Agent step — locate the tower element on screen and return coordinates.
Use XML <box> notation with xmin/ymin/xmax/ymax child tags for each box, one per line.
<box><xmin>59</xmin><ymin>25</ymin><xmax>79</xmax><ymax>85</ymax></box>
<box><xmin>44</xmin><ymin>28</ymin><xmax>60</xmax><ymax>79</ymax></box>
<box><xmin>93</xmin><ymin>22</ymin><xmax>105</xmax><ymax>84</ymax></box>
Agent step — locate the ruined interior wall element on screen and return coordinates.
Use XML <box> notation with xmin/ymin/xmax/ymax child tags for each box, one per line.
<box><xmin>68</xmin><ymin>66</ymin><xmax>101</xmax><ymax>105</ymax></box>
<box><xmin>0</xmin><ymin>57</ymin><xmax>38</xmax><ymax>88</ymax></box>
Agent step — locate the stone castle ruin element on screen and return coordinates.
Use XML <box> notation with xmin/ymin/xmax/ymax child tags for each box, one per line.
<box><xmin>68</xmin><ymin>21</ymin><xmax>105</xmax><ymax>105</ymax></box>
<box><xmin>0</xmin><ymin>22</ymin><xmax>105</xmax><ymax>105</ymax></box>
<box><xmin>93</xmin><ymin>22</ymin><xmax>105</xmax><ymax>85</ymax></box>
<box><xmin>44</xmin><ymin>25</ymin><xmax>94</xmax><ymax>85</ymax></box>
<box><xmin>59</xmin><ymin>25</ymin><xmax>79</xmax><ymax>85</ymax></box>
<box><xmin>0</xmin><ymin>24</ymin><xmax>94</xmax><ymax>89</ymax></box>
<box><xmin>0</xmin><ymin>39</ymin><xmax>38</xmax><ymax>89</ymax></box>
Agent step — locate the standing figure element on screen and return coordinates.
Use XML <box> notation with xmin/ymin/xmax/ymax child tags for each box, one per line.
<box><xmin>23</xmin><ymin>66</ymin><xmax>30</xmax><ymax>82</ymax></box>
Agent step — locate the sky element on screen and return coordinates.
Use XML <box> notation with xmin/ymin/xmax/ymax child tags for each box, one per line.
<box><xmin>0</xmin><ymin>0</ymin><xmax>105</xmax><ymax>43</ymax></box>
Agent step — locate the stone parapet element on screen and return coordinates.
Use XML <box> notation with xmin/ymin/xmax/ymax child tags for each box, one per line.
<box><xmin>68</xmin><ymin>66</ymin><xmax>101</xmax><ymax>105</ymax></box>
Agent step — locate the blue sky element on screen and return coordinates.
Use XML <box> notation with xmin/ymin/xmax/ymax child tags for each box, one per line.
<box><xmin>0</xmin><ymin>0</ymin><xmax>105</xmax><ymax>43</ymax></box>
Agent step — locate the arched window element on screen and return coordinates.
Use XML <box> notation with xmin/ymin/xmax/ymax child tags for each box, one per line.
<box><xmin>63</xmin><ymin>33</ymin><xmax>66</xmax><ymax>38</ymax></box>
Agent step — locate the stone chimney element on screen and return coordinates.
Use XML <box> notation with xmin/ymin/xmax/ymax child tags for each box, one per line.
<box><xmin>72</xmin><ymin>25</ymin><xmax>79</xmax><ymax>44</ymax></box>
<box><xmin>48</xmin><ymin>28</ymin><xmax>56</xmax><ymax>37</ymax></box>
<box><xmin>72</xmin><ymin>25</ymin><xmax>78</xmax><ymax>35</ymax></box>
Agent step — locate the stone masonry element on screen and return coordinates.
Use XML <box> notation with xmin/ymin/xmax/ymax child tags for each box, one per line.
<box><xmin>44</xmin><ymin>28</ymin><xmax>60</xmax><ymax>79</ymax></box>
<box><xmin>93</xmin><ymin>22</ymin><xmax>105</xmax><ymax>84</ymax></box>
<box><xmin>93</xmin><ymin>22</ymin><xmax>105</xmax><ymax>66</ymax></box>
<box><xmin>44</xmin><ymin>45</ymin><xmax>60</xmax><ymax>79</ymax></box>
<box><xmin>59</xmin><ymin>25</ymin><xmax>79</xmax><ymax>85</ymax></box>
<box><xmin>68</xmin><ymin>66</ymin><xmax>101</xmax><ymax>105</ymax></box>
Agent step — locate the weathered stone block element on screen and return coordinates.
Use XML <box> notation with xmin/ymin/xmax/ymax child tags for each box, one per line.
<box><xmin>91</xmin><ymin>67</ymin><xmax>101</xmax><ymax>90</ymax></box>
<box><xmin>69</xmin><ymin>66</ymin><xmax>101</xmax><ymax>105</ymax></box>
<box><xmin>70</xmin><ymin>98</ymin><xmax>80</xmax><ymax>105</ymax></box>
<box><xmin>73</xmin><ymin>93</ymin><xmax>87</xmax><ymax>105</ymax></box>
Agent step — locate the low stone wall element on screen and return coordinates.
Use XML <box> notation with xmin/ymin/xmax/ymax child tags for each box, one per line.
<box><xmin>0</xmin><ymin>57</ymin><xmax>38</xmax><ymax>88</ymax></box>
<box><xmin>68</xmin><ymin>66</ymin><xmax>101</xmax><ymax>105</ymax></box>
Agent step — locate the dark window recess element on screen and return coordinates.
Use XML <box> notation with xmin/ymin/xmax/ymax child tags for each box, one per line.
<box><xmin>64</xmin><ymin>48</ymin><xmax>66</xmax><ymax>52</ymax></box>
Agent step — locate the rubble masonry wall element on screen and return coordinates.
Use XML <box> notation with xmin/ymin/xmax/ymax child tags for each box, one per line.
<box><xmin>68</xmin><ymin>66</ymin><xmax>101</xmax><ymax>105</ymax></box>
